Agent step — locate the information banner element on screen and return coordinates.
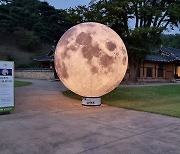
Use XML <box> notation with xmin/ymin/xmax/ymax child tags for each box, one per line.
<box><xmin>0</xmin><ymin>61</ymin><xmax>14</xmax><ymax>113</ymax></box>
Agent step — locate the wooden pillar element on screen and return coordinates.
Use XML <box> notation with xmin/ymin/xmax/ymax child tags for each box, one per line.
<box><xmin>143</xmin><ymin>63</ymin><xmax>145</xmax><ymax>83</ymax></box>
<box><xmin>155</xmin><ymin>63</ymin><xmax>157</xmax><ymax>78</ymax></box>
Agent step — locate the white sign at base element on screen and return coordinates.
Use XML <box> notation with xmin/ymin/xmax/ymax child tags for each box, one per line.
<box><xmin>82</xmin><ymin>97</ymin><xmax>101</xmax><ymax>106</ymax></box>
<box><xmin>0</xmin><ymin>61</ymin><xmax>14</xmax><ymax>113</ymax></box>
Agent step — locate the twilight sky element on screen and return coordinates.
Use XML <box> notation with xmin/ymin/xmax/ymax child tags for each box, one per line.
<box><xmin>43</xmin><ymin>0</ymin><xmax>91</xmax><ymax>9</ymax></box>
<box><xmin>44</xmin><ymin>0</ymin><xmax>179</xmax><ymax>34</ymax></box>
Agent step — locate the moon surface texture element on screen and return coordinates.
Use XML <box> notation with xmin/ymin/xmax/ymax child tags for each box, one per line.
<box><xmin>55</xmin><ymin>22</ymin><xmax>128</xmax><ymax>97</ymax></box>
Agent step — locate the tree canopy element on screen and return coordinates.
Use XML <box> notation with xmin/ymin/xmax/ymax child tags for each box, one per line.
<box><xmin>0</xmin><ymin>0</ymin><xmax>73</xmax><ymax>42</ymax></box>
<box><xmin>161</xmin><ymin>34</ymin><xmax>180</xmax><ymax>48</ymax></box>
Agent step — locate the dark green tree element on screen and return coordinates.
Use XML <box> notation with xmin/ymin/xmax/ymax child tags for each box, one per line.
<box><xmin>0</xmin><ymin>5</ymin><xmax>14</xmax><ymax>32</ymax></box>
<box><xmin>161</xmin><ymin>34</ymin><xmax>180</xmax><ymax>48</ymax></box>
<box><xmin>0</xmin><ymin>0</ymin><xmax>73</xmax><ymax>43</ymax></box>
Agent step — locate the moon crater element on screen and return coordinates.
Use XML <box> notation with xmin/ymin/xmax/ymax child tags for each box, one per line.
<box><xmin>106</xmin><ymin>41</ymin><xmax>116</xmax><ymax>51</ymax></box>
<box><xmin>123</xmin><ymin>56</ymin><xmax>127</xmax><ymax>65</ymax></box>
<box><xmin>60</xmin><ymin>62</ymin><xmax>69</xmax><ymax>79</ymax></box>
<box><xmin>81</xmin><ymin>43</ymin><xmax>101</xmax><ymax>64</ymax></box>
<box><xmin>91</xmin><ymin>66</ymin><xmax>99</xmax><ymax>74</ymax></box>
<box><xmin>99</xmin><ymin>54</ymin><xmax>114</xmax><ymax>68</ymax></box>
<box><xmin>76</xmin><ymin>32</ymin><xmax>92</xmax><ymax>45</ymax></box>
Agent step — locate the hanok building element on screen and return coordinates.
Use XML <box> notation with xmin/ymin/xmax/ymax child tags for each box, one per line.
<box><xmin>34</xmin><ymin>49</ymin><xmax>58</xmax><ymax>79</ymax></box>
<box><xmin>138</xmin><ymin>46</ymin><xmax>180</xmax><ymax>82</ymax></box>
<box><xmin>34</xmin><ymin>50</ymin><xmax>54</xmax><ymax>69</ymax></box>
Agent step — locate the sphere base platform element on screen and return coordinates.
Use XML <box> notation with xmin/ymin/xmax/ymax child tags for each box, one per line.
<box><xmin>82</xmin><ymin>97</ymin><xmax>101</xmax><ymax>106</ymax></box>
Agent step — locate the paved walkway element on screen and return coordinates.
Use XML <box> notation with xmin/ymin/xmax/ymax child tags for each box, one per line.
<box><xmin>0</xmin><ymin>79</ymin><xmax>180</xmax><ymax>154</ymax></box>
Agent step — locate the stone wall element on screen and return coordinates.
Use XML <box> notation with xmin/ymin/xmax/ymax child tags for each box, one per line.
<box><xmin>15</xmin><ymin>69</ymin><xmax>54</xmax><ymax>80</ymax></box>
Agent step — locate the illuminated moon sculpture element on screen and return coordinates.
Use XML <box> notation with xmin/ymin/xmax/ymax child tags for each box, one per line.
<box><xmin>55</xmin><ymin>22</ymin><xmax>128</xmax><ymax>97</ymax></box>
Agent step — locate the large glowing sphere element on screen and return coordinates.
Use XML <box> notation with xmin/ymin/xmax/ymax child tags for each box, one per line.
<box><xmin>55</xmin><ymin>22</ymin><xmax>128</xmax><ymax>97</ymax></box>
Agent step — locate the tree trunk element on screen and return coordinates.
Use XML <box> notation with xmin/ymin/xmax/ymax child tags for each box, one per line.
<box><xmin>128</xmin><ymin>56</ymin><xmax>141</xmax><ymax>83</ymax></box>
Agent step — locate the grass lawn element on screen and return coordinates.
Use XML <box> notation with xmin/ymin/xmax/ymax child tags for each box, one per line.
<box><xmin>63</xmin><ymin>85</ymin><xmax>180</xmax><ymax>118</ymax></box>
<box><xmin>15</xmin><ymin>80</ymin><xmax>32</xmax><ymax>87</ymax></box>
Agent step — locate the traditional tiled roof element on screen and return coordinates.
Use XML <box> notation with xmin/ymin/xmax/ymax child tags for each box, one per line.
<box><xmin>146</xmin><ymin>46</ymin><xmax>180</xmax><ymax>62</ymax></box>
<box><xmin>146</xmin><ymin>55</ymin><xmax>169</xmax><ymax>62</ymax></box>
<box><xmin>160</xmin><ymin>46</ymin><xmax>180</xmax><ymax>61</ymax></box>
<box><xmin>34</xmin><ymin>48</ymin><xmax>55</xmax><ymax>62</ymax></box>
<box><xmin>34</xmin><ymin>55</ymin><xmax>54</xmax><ymax>62</ymax></box>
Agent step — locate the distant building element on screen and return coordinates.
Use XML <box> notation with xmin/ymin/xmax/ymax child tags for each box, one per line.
<box><xmin>34</xmin><ymin>48</ymin><xmax>58</xmax><ymax>79</ymax></box>
<box><xmin>34</xmin><ymin>49</ymin><xmax>54</xmax><ymax>69</ymax></box>
<box><xmin>138</xmin><ymin>46</ymin><xmax>180</xmax><ymax>82</ymax></box>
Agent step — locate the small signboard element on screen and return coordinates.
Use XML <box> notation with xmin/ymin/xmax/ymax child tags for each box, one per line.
<box><xmin>82</xmin><ymin>97</ymin><xmax>101</xmax><ymax>106</ymax></box>
<box><xmin>0</xmin><ymin>61</ymin><xmax>14</xmax><ymax>114</ymax></box>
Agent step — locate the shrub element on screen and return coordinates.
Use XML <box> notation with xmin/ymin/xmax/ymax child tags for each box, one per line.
<box><xmin>6</xmin><ymin>54</ymin><xmax>16</xmax><ymax>61</ymax></box>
